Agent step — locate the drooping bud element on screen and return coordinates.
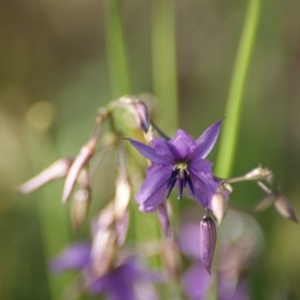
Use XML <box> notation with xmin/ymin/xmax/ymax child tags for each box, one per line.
<box><xmin>114</xmin><ymin>178</ymin><xmax>131</xmax><ymax>220</ymax></box>
<box><xmin>199</xmin><ymin>217</ymin><xmax>217</xmax><ymax>274</ymax></box>
<box><xmin>156</xmin><ymin>202</ymin><xmax>172</xmax><ymax>238</ymax></box>
<box><xmin>71</xmin><ymin>188</ymin><xmax>91</xmax><ymax>231</ymax></box>
<box><xmin>17</xmin><ymin>158</ymin><xmax>73</xmax><ymax>194</ymax></box>
<box><xmin>62</xmin><ymin>142</ymin><xmax>95</xmax><ymax>203</ymax></box>
<box><xmin>116</xmin><ymin>210</ymin><xmax>129</xmax><ymax>246</ymax></box>
<box><xmin>211</xmin><ymin>192</ymin><xmax>228</xmax><ymax>225</ymax></box>
<box><xmin>91</xmin><ymin>206</ymin><xmax>116</xmax><ymax>277</ymax></box>
<box><xmin>133</xmin><ymin>101</ymin><xmax>150</xmax><ymax>132</ymax></box>
<box><xmin>274</xmin><ymin>195</ymin><xmax>298</xmax><ymax>223</ymax></box>
<box><xmin>253</xmin><ymin>193</ymin><xmax>275</xmax><ymax>212</ymax></box>
<box><xmin>96</xmin><ymin>203</ymin><xmax>115</xmax><ymax>230</ymax></box>
<box><xmin>91</xmin><ymin>227</ymin><xmax>116</xmax><ymax>277</ymax></box>
<box><xmin>113</xmin><ymin>96</ymin><xmax>150</xmax><ymax>131</ymax></box>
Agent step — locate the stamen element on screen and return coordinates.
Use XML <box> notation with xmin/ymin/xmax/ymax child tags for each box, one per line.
<box><xmin>167</xmin><ymin>168</ymin><xmax>180</xmax><ymax>189</ymax></box>
<box><xmin>183</xmin><ymin>170</ymin><xmax>188</xmax><ymax>187</ymax></box>
<box><xmin>178</xmin><ymin>179</ymin><xmax>184</xmax><ymax>199</ymax></box>
<box><xmin>187</xmin><ymin>175</ymin><xmax>194</xmax><ymax>195</ymax></box>
<box><xmin>166</xmin><ymin>178</ymin><xmax>177</xmax><ymax>199</ymax></box>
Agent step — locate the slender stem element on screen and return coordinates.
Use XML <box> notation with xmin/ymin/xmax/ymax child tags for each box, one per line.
<box><xmin>104</xmin><ymin>0</ymin><xmax>131</xmax><ymax>98</ymax></box>
<box><xmin>150</xmin><ymin>120</ymin><xmax>171</xmax><ymax>141</ymax></box>
<box><xmin>215</xmin><ymin>0</ymin><xmax>261</xmax><ymax>178</ymax></box>
<box><xmin>152</xmin><ymin>0</ymin><xmax>178</xmax><ymax>134</ymax></box>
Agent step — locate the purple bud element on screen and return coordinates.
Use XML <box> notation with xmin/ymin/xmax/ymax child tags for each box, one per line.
<box><xmin>274</xmin><ymin>195</ymin><xmax>298</xmax><ymax>223</ymax></box>
<box><xmin>199</xmin><ymin>217</ymin><xmax>217</xmax><ymax>274</ymax></box>
<box><xmin>133</xmin><ymin>101</ymin><xmax>150</xmax><ymax>132</ymax></box>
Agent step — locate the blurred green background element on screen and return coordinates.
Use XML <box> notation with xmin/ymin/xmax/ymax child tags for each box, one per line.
<box><xmin>1</xmin><ymin>0</ymin><xmax>300</xmax><ymax>299</ymax></box>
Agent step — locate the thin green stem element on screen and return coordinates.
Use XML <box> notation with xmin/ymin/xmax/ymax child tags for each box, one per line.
<box><xmin>152</xmin><ymin>0</ymin><xmax>178</xmax><ymax>134</ymax></box>
<box><xmin>215</xmin><ymin>0</ymin><xmax>261</xmax><ymax>178</ymax></box>
<box><xmin>104</xmin><ymin>0</ymin><xmax>131</xmax><ymax>98</ymax></box>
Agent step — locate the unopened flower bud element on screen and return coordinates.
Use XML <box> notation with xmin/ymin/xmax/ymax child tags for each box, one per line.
<box><xmin>114</xmin><ymin>178</ymin><xmax>131</xmax><ymax>220</ymax></box>
<box><xmin>133</xmin><ymin>101</ymin><xmax>150</xmax><ymax>132</ymax></box>
<box><xmin>156</xmin><ymin>203</ymin><xmax>172</xmax><ymax>238</ymax></box>
<box><xmin>77</xmin><ymin>167</ymin><xmax>90</xmax><ymax>189</ymax></box>
<box><xmin>253</xmin><ymin>193</ymin><xmax>275</xmax><ymax>212</ymax></box>
<box><xmin>91</xmin><ymin>227</ymin><xmax>116</xmax><ymax>277</ymax></box>
<box><xmin>116</xmin><ymin>210</ymin><xmax>129</xmax><ymax>246</ymax></box>
<box><xmin>18</xmin><ymin>158</ymin><xmax>73</xmax><ymax>194</ymax></box>
<box><xmin>274</xmin><ymin>195</ymin><xmax>298</xmax><ymax>223</ymax></box>
<box><xmin>199</xmin><ymin>217</ymin><xmax>217</xmax><ymax>274</ymax></box>
<box><xmin>96</xmin><ymin>203</ymin><xmax>115</xmax><ymax>230</ymax></box>
<box><xmin>62</xmin><ymin>142</ymin><xmax>95</xmax><ymax>203</ymax></box>
<box><xmin>71</xmin><ymin>188</ymin><xmax>91</xmax><ymax>231</ymax></box>
<box><xmin>211</xmin><ymin>192</ymin><xmax>228</xmax><ymax>225</ymax></box>
<box><xmin>114</xmin><ymin>96</ymin><xmax>150</xmax><ymax>131</ymax></box>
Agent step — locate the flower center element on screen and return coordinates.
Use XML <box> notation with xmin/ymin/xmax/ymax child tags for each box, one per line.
<box><xmin>166</xmin><ymin>162</ymin><xmax>194</xmax><ymax>200</ymax></box>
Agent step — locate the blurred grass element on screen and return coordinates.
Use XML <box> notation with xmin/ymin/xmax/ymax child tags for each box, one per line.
<box><xmin>0</xmin><ymin>0</ymin><xmax>300</xmax><ymax>299</ymax></box>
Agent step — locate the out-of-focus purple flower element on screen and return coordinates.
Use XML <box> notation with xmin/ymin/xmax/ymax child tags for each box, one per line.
<box><xmin>179</xmin><ymin>209</ymin><xmax>262</xmax><ymax>300</ymax></box>
<box><xmin>50</xmin><ymin>243</ymin><xmax>159</xmax><ymax>300</ymax></box>
<box><xmin>126</xmin><ymin>120</ymin><xmax>224</xmax><ymax>212</ymax></box>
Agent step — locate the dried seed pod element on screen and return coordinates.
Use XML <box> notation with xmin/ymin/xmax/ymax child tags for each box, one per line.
<box><xmin>199</xmin><ymin>217</ymin><xmax>217</xmax><ymax>274</ymax></box>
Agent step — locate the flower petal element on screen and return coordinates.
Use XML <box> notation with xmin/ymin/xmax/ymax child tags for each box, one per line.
<box><xmin>106</xmin><ymin>283</ymin><xmax>135</xmax><ymax>300</ymax></box>
<box><xmin>125</xmin><ymin>138</ymin><xmax>173</xmax><ymax>164</ymax></box>
<box><xmin>187</xmin><ymin>168</ymin><xmax>219</xmax><ymax>208</ymax></box>
<box><xmin>151</xmin><ymin>138</ymin><xmax>180</xmax><ymax>161</ymax></box>
<box><xmin>169</xmin><ymin>130</ymin><xmax>197</xmax><ymax>160</ymax></box>
<box><xmin>190</xmin><ymin>120</ymin><xmax>223</xmax><ymax>161</ymax></box>
<box><xmin>136</xmin><ymin>164</ymin><xmax>173</xmax><ymax>212</ymax></box>
<box><xmin>182</xmin><ymin>262</ymin><xmax>212</xmax><ymax>300</ymax></box>
<box><xmin>50</xmin><ymin>243</ymin><xmax>91</xmax><ymax>273</ymax></box>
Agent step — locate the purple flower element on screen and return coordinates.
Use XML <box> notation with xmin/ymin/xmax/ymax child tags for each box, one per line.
<box><xmin>126</xmin><ymin>120</ymin><xmax>223</xmax><ymax>212</ymax></box>
<box><xmin>50</xmin><ymin>243</ymin><xmax>159</xmax><ymax>300</ymax></box>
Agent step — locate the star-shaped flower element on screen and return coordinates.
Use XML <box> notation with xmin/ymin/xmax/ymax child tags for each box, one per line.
<box><xmin>127</xmin><ymin>120</ymin><xmax>223</xmax><ymax>212</ymax></box>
